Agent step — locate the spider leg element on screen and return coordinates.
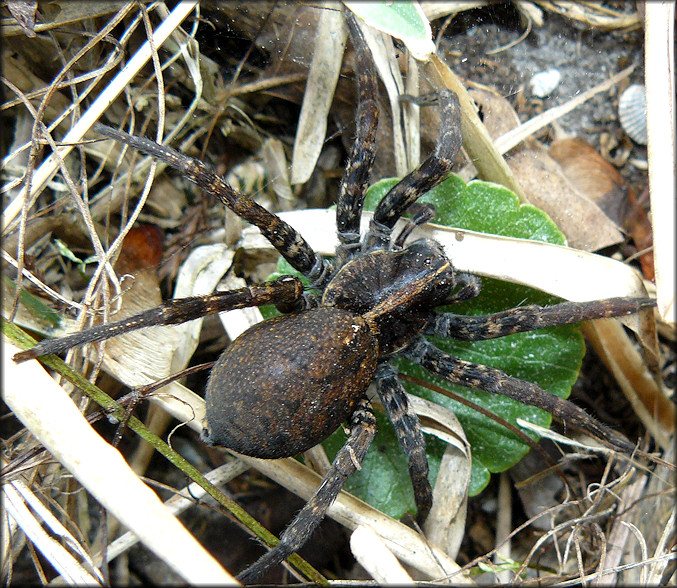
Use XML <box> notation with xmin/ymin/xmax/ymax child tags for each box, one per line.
<box><xmin>375</xmin><ymin>363</ymin><xmax>432</xmax><ymax>523</ymax></box>
<box><xmin>364</xmin><ymin>90</ymin><xmax>462</xmax><ymax>251</ymax></box>
<box><xmin>404</xmin><ymin>337</ymin><xmax>636</xmax><ymax>454</ymax></box>
<box><xmin>393</xmin><ymin>201</ymin><xmax>437</xmax><ymax>248</ymax></box>
<box><xmin>12</xmin><ymin>276</ymin><xmax>304</xmax><ymax>362</ymax></box>
<box><xmin>427</xmin><ymin>297</ymin><xmax>656</xmax><ymax>341</ymax></box>
<box><xmin>237</xmin><ymin>397</ymin><xmax>377</xmax><ymax>584</ymax></box>
<box><xmin>94</xmin><ymin>124</ymin><xmax>330</xmax><ymax>287</ymax></box>
<box><xmin>335</xmin><ymin>13</ymin><xmax>379</xmax><ymax>268</ymax></box>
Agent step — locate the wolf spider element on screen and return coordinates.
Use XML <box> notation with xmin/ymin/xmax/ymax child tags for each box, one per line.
<box><xmin>14</xmin><ymin>12</ymin><xmax>654</xmax><ymax>583</ymax></box>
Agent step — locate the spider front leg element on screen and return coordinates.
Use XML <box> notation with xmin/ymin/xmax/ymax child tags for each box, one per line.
<box><xmin>94</xmin><ymin>124</ymin><xmax>331</xmax><ymax>287</ymax></box>
<box><xmin>375</xmin><ymin>363</ymin><xmax>432</xmax><ymax>523</ymax></box>
<box><xmin>12</xmin><ymin>276</ymin><xmax>304</xmax><ymax>362</ymax></box>
<box><xmin>427</xmin><ymin>297</ymin><xmax>656</xmax><ymax>341</ymax></box>
<box><xmin>405</xmin><ymin>337</ymin><xmax>636</xmax><ymax>454</ymax></box>
<box><xmin>335</xmin><ymin>13</ymin><xmax>379</xmax><ymax>268</ymax></box>
<box><xmin>237</xmin><ymin>398</ymin><xmax>377</xmax><ymax>584</ymax></box>
<box><xmin>364</xmin><ymin>89</ymin><xmax>463</xmax><ymax>251</ymax></box>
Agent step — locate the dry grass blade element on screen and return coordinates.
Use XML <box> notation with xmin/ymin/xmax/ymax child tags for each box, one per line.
<box><xmin>356</xmin><ymin>18</ymin><xmax>410</xmax><ymax>176</ymax></box>
<box><xmin>532</xmin><ymin>1</ymin><xmax>641</xmax><ymax>30</ymax></box>
<box><xmin>236</xmin><ymin>454</ymin><xmax>470</xmax><ymax>582</ymax></box>
<box><xmin>1</xmin><ymin>1</ymin><xmax>199</xmax><ymax>232</ymax></box>
<box><xmin>2</xmin><ymin>340</ymin><xmax>235</xmax><ymax>584</ymax></box>
<box><xmin>92</xmin><ymin>461</ymin><xmax>249</xmax><ymax>569</ymax></box>
<box><xmin>290</xmin><ymin>6</ymin><xmax>347</xmax><ymax>184</ymax></box>
<box><xmin>4</xmin><ymin>481</ymin><xmax>101</xmax><ymax>584</ymax></box>
<box><xmin>644</xmin><ymin>2</ymin><xmax>676</xmax><ymax>325</ymax></box>
<box><xmin>350</xmin><ymin>525</ymin><xmax>413</xmax><ymax>583</ymax></box>
<box><xmin>425</xmin><ymin>443</ymin><xmax>470</xmax><ymax>560</ymax></box>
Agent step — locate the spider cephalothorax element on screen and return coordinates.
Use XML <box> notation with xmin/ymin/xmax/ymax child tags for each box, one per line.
<box><xmin>12</xmin><ymin>10</ymin><xmax>654</xmax><ymax>583</ymax></box>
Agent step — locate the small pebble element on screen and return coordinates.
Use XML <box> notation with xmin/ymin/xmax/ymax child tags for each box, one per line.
<box><xmin>529</xmin><ymin>69</ymin><xmax>561</xmax><ymax>98</ymax></box>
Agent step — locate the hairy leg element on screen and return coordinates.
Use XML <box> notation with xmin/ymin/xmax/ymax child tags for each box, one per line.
<box><xmin>364</xmin><ymin>90</ymin><xmax>463</xmax><ymax>251</ymax></box>
<box><xmin>404</xmin><ymin>337</ymin><xmax>636</xmax><ymax>453</ymax></box>
<box><xmin>95</xmin><ymin>124</ymin><xmax>330</xmax><ymax>286</ymax></box>
<box><xmin>13</xmin><ymin>276</ymin><xmax>303</xmax><ymax>362</ymax></box>
<box><xmin>427</xmin><ymin>297</ymin><xmax>655</xmax><ymax>341</ymax></box>
<box><xmin>335</xmin><ymin>13</ymin><xmax>379</xmax><ymax>267</ymax></box>
<box><xmin>237</xmin><ymin>397</ymin><xmax>377</xmax><ymax>584</ymax></box>
<box><xmin>375</xmin><ymin>362</ymin><xmax>432</xmax><ymax>522</ymax></box>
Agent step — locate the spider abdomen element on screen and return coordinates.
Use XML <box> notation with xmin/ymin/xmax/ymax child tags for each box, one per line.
<box><xmin>201</xmin><ymin>307</ymin><xmax>378</xmax><ymax>458</ymax></box>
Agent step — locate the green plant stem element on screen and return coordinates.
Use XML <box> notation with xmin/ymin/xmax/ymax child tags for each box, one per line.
<box><xmin>3</xmin><ymin>319</ymin><xmax>327</xmax><ymax>585</ymax></box>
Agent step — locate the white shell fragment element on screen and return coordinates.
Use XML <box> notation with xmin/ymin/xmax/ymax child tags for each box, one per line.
<box><xmin>618</xmin><ymin>84</ymin><xmax>647</xmax><ymax>145</ymax></box>
<box><xmin>529</xmin><ymin>69</ymin><xmax>561</xmax><ymax>98</ymax></box>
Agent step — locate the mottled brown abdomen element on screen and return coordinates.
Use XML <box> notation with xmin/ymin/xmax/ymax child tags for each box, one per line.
<box><xmin>201</xmin><ymin>307</ymin><xmax>378</xmax><ymax>458</ymax></box>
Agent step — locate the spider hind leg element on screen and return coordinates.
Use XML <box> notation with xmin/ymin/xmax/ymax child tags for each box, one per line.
<box><xmin>237</xmin><ymin>398</ymin><xmax>377</xmax><ymax>584</ymax></box>
<box><xmin>405</xmin><ymin>337</ymin><xmax>636</xmax><ymax>454</ymax></box>
<box><xmin>375</xmin><ymin>363</ymin><xmax>433</xmax><ymax>523</ymax></box>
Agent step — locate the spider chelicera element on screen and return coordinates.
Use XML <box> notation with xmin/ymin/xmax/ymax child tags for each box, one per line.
<box><xmin>13</xmin><ymin>11</ymin><xmax>654</xmax><ymax>583</ymax></box>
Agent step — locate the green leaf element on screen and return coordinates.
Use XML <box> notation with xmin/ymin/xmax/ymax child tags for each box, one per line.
<box><xmin>344</xmin><ymin>1</ymin><xmax>434</xmax><ymax>60</ymax></box>
<box><xmin>2</xmin><ymin>275</ymin><xmax>62</xmax><ymax>331</ymax></box>
<box><xmin>268</xmin><ymin>174</ymin><xmax>584</xmax><ymax>515</ymax></box>
<box><xmin>359</xmin><ymin>175</ymin><xmax>582</xmax><ymax>503</ymax></box>
<box><xmin>364</xmin><ymin>175</ymin><xmax>566</xmax><ymax>245</ymax></box>
<box><xmin>54</xmin><ymin>238</ymin><xmax>98</xmax><ymax>275</ymax></box>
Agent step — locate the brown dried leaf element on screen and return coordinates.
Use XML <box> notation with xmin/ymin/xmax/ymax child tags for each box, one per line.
<box><xmin>549</xmin><ymin>137</ymin><xmax>627</xmax><ymax>226</ymax></box>
<box><xmin>508</xmin><ymin>148</ymin><xmax>624</xmax><ymax>251</ymax></box>
<box><xmin>467</xmin><ymin>86</ymin><xmax>521</xmax><ymax>140</ymax></box>
<box><xmin>624</xmin><ymin>188</ymin><xmax>655</xmax><ymax>281</ymax></box>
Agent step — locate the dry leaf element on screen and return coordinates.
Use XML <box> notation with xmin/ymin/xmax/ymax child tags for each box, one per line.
<box><xmin>549</xmin><ymin>137</ymin><xmax>628</xmax><ymax>226</ymax></box>
<box><xmin>508</xmin><ymin>148</ymin><xmax>624</xmax><ymax>251</ymax></box>
<box><xmin>290</xmin><ymin>8</ymin><xmax>347</xmax><ymax>185</ymax></box>
<box><xmin>467</xmin><ymin>87</ymin><xmax>521</xmax><ymax>140</ymax></box>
